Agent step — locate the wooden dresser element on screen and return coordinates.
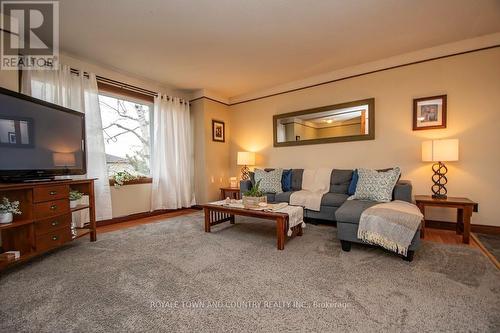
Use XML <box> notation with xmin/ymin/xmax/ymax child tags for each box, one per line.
<box><xmin>0</xmin><ymin>179</ymin><xmax>96</xmax><ymax>272</ymax></box>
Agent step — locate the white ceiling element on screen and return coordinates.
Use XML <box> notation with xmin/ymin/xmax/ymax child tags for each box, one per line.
<box><xmin>59</xmin><ymin>0</ymin><xmax>500</xmax><ymax>98</ymax></box>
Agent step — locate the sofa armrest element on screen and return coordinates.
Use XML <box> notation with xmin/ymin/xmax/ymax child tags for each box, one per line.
<box><xmin>393</xmin><ymin>180</ymin><xmax>412</xmax><ymax>203</ymax></box>
<box><xmin>240</xmin><ymin>180</ymin><xmax>252</xmax><ymax>196</ymax></box>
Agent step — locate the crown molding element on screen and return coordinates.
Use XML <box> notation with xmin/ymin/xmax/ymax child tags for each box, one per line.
<box><xmin>189</xmin><ymin>89</ymin><xmax>230</xmax><ymax>106</ymax></box>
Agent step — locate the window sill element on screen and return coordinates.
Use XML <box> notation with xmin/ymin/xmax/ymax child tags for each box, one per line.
<box><xmin>109</xmin><ymin>177</ymin><xmax>153</xmax><ymax>187</ymax></box>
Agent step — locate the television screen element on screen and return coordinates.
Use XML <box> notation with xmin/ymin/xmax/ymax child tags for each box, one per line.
<box><xmin>0</xmin><ymin>87</ymin><xmax>86</xmax><ymax>180</ymax></box>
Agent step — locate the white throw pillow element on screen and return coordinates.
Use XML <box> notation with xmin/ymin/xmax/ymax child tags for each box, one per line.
<box><xmin>348</xmin><ymin>167</ymin><xmax>401</xmax><ymax>202</ymax></box>
<box><xmin>254</xmin><ymin>168</ymin><xmax>283</xmax><ymax>194</ymax></box>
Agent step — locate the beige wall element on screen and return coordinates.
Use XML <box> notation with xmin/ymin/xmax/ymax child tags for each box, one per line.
<box><xmin>229</xmin><ymin>47</ymin><xmax>500</xmax><ymax>226</ymax></box>
<box><xmin>110</xmin><ymin>184</ymin><xmax>152</xmax><ymax>217</ymax></box>
<box><xmin>284</xmin><ymin>117</ymin><xmax>363</xmax><ymax>141</ymax></box>
<box><xmin>191</xmin><ymin>98</ymin><xmax>231</xmax><ymax>204</ymax></box>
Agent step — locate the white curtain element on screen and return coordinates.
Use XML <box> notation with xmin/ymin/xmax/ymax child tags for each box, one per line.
<box><xmin>22</xmin><ymin>65</ymin><xmax>113</xmax><ymax>221</ymax></box>
<box><xmin>151</xmin><ymin>94</ymin><xmax>195</xmax><ymax>210</ymax></box>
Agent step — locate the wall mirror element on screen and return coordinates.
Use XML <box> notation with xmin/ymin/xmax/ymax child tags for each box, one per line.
<box><xmin>273</xmin><ymin>98</ymin><xmax>375</xmax><ymax>147</ymax></box>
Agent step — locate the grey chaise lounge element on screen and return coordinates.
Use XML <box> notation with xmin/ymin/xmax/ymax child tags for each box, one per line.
<box><xmin>240</xmin><ymin>169</ymin><xmax>420</xmax><ymax>261</ymax></box>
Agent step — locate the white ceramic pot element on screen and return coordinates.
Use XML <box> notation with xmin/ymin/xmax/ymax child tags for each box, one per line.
<box><xmin>70</xmin><ymin>200</ymin><xmax>78</xmax><ymax>209</ymax></box>
<box><xmin>0</xmin><ymin>212</ymin><xmax>13</xmax><ymax>224</ymax></box>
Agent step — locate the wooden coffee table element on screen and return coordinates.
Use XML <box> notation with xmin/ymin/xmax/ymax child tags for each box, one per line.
<box><xmin>202</xmin><ymin>203</ymin><xmax>303</xmax><ymax>250</ymax></box>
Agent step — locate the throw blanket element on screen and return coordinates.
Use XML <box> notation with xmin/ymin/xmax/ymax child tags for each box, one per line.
<box><xmin>274</xmin><ymin>205</ymin><xmax>306</xmax><ymax>236</ymax></box>
<box><xmin>357</xmin><ymin>200</ymin><xmax>423</xmax><ymax>256</ymax></box>
<box><xmin>290</xmin><ymin>168</ymin><xmax>332</xmax><ymax>211</ymax></box>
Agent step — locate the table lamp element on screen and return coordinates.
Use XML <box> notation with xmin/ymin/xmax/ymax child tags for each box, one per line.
<box><xmin>237</xmin><ymin>151</ymin><xmax>255</xmax><ymax>180</ymax></box>
<box><xmin>421</xmin><ymin>139</ymin><xmax>459</xmax><ymax>199</ymax></box>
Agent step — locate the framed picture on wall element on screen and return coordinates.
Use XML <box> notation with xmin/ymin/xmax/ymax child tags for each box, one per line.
<box><xmin>413</xmin><ymin>95</ymin><xmax>447</xmax><ymax>130</ymax></box>
<box><xmin>212</xmin><ymin>119</ymin><xmax>225</xmax><ymax>142</ymax></box>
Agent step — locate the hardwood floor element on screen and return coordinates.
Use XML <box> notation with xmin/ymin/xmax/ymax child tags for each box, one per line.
<box><xmin>423</xmin><ymin>228</ymin><xmax>479</xmax><ymax>248</ymax></box>
<box><xmin>97</xmin><ymin>208</ymin><xmax>199</xmax><ymax>233</ymax></box>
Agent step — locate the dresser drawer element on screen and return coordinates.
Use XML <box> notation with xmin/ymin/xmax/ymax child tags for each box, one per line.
<box><xmin>34</xmin><ymin>199</ymin><xmax>70</xmax><ymax>219</ymax></box>
<box><xmin>35</xmin><ymin>214</ymin><xmax>72</xmax><ymax>236</ymax></box>
<box><xmin>36</xmin><ymin>228</ymin><xmax>72</xmax><ymax>252</ymax></box>
<box><xmin>33</xmin><ymin>185</ymin><xmax>70</xmax><ymax>203</ymax></box>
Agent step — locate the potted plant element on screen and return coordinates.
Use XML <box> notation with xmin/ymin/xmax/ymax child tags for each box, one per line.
<box><xmin>112</xmin><ymin>170</ymin><xmax>141</xmax><ymax>188</ymax></box>
<box><xmin>69</xmin><ymin>190</ymin><xmax>83</xmax><ymax>208</ymax></box>
<box><xmin>242</xmin><ymin>180</ymin><xmax>267</xmax><ymax>208</ymax></box>
<box><xmin>0</xmin><ymin>197</ymin><xmax>22</xmax><ymax>224</ymax></box>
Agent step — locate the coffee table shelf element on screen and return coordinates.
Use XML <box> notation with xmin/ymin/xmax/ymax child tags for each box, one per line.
<box><xmin>201</xmin><ymin>203</ymin><xmax>302</xmax><ymax>250</ymax></box>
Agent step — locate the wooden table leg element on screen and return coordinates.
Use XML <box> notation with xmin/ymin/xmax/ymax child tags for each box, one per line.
<box><xmin>417</xmin><ymin>203</ymin><xmax>425</xmax><ymax>239</ymax></box>
<box><xmin>204</xmin><ymin>208</ymin><xmax>211</xmax><ymax>233</ymax></box>
<box><xmin>297</xmin><ymin>225</ymin><xmax>303</xmax><ymax>236</ymax></box>
<box><xmin>463</xmin><ymin>206</ymin><xmax>472</xmax><ymax>244</ymax></box>
<box><xmin>89</xmin><ymin>181</ymin><xmax>97</xmax><ymax>242</ymax></box>
<box><xmin>276</xmin><ymin>216</ymin><xmax>285</xmax><ymax>250</ymax></box>
<box><xmin>456</xmin><ymin>208</ymin><xmax>464</xmax><ymax>235</ymax></box>
<box><xmin>230</xmin><ymin>214</ymin><xmax>235</xmax><ymax>224</ymax></box>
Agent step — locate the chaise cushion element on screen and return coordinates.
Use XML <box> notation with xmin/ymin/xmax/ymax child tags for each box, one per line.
<box><xmin>329</xmin><ymin>169</ymin><xmax>353</xmax><ymax>194</ymax></box>
<box><xmin>321</xmin><ymin>193</ymin><xmax>349</xmax><ymax>207</ymax></box>
<box><xmin>274</xmin><ymin>191</ymin><xmax>295</xmax><ymax>203</ymax></box>
<box><xmin>335</xmin><ymin>200</ymin><xmax>379</xmax><ymax>224</ymax></box>
<box><xmin>291</xmin><ymin>169</ymin><xmax>304</xmax><ymax>191</ymax></box>
<box><xmin>265</xmin><ymin>193</ymin><xmax>276</xmax><ymax>202</ymax></box>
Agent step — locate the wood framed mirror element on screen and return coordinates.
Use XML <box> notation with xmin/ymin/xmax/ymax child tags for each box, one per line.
<box><xmin>273</xmin><ymin>98</ymin><xmax>375</xmax><ymax>147</ymax></box>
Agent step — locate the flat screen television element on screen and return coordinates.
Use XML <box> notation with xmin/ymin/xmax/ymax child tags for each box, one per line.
<box><xmin>0</xmin><ymin>87</ymin><xmax>86</xmax><ymax>181</ymax></box>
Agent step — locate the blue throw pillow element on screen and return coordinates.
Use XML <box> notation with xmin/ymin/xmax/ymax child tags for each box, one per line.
<box><xmin>348</xmin><ymin>169</ymin><xmax>358</xmax><ymax>195</ymax></box>
<box><xmin>281</xmin><ymin>169</ymin><xmax>292</xmax><ymax>192</ymax></box>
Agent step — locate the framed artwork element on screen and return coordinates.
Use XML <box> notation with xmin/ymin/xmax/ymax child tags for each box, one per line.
<box><xmin>212</xmin><ymin>120</ymin><xmax>225</xmax><ymax>142</ymax></box>
<box><xmin>413</xmin><ymin>95</ymin><xmax>447</xmax><ymax>130</ymax></box>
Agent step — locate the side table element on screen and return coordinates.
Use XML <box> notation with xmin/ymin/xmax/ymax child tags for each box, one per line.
<box><xmin>220</xmin><ymin>187</ymin><xmax>241</xmax><ymax>200</ymax></box>
<box><xmin>415</xmin><ymin>195</ymin><xmax>478</xmax><ymax>244</ymax></box>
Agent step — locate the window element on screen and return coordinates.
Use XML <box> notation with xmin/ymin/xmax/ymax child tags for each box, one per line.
<box><xmin>98</xmin><ymin>93</ymin><xmax>152</xmax><ymax>177</ymax></box>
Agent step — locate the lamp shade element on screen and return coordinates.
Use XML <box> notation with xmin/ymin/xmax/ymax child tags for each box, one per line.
<box><xmin>422</xmin><ymin>139</ymin><xmax>459</xmax><ymax>162</ymax></box>
<box><xmin>237</xmin><ymin>151</ymin><xmax>255</xmax><ymax>166</ymax></box>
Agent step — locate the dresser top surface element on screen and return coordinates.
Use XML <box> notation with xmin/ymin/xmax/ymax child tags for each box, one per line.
<box><xmin>0</xmin><ymin>179</ymin><xmax>96</xmax><ymax>191</ymax></box>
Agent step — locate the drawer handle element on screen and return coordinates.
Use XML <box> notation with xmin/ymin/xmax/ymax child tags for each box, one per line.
<box><xmin>51</xmin><ymin>221</ymin><xmax>59</xmax><ymax>226</ymax></box>
<box><xmin>49</xmin><ymin>191</ymin><xmax>57</xmax><ymax>195</ymax></box>
<box><xmin>52</xmin><ymin>235</ymin><xmax>59</xmax><ymax>241</ymax></box>
<box><xmin>50</xmin><ymin>205</ymin><xmax>57</xmax><ymax>210</ymax></box>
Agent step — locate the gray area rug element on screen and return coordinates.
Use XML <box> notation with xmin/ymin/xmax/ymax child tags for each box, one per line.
<box><xmin>1</xmin><ymin>212</ymin><xmax>499</xmax><ymax>332</ymax></box>
<box><xmin>476</xmin><ymin>233</ymin><xmax>500</xmax><ymax>263</ymax></box>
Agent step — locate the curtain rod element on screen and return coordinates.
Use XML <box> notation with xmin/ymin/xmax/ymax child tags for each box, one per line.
<box><xmin>69</xmin><ymin>68</ymin><xmax>188</xmax><ymax>104</ymax></box>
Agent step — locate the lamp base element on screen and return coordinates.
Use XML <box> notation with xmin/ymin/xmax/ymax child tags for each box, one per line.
<box><xmin>241</xmin><ymin>165</ymin><xmax>250</xmax><ymax>181</ymax></box>
<box><xmin>431</xmin><ymin>161</ymin><xmax>448</xmax><ymax>199</ymax></box>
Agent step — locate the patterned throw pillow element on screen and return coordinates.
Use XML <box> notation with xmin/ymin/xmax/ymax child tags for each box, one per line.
<box><xmin>348</xmin><ymin>167</ymin><xmax>401</xmax><ymax>202</ymax></box>
<box><xmin>254</xmin><ymin>168</ymin><xmax>283</xmax><ymax>194</ymax></box>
